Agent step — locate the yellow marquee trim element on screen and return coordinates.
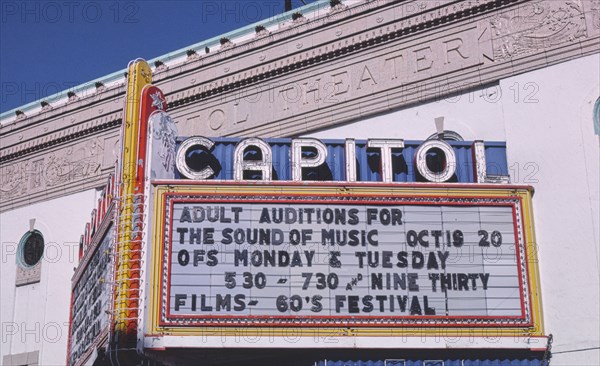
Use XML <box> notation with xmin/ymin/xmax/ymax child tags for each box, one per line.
<box><xmin>145</xmin><ymin>183</ymin><xmax>544</xmax><ymax>338</ymax></box>
<box><xmin>114</xmin><ymin>60</ymin><xmax>152</xmax><ymax>335</ymax></box>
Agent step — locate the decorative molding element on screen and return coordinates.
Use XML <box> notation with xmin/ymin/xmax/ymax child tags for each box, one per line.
<box><xmin>170</xmin><ymin>22</ymin><xmax>488</xmax><ymax>138</ymax></box>
<box><xmin>15</xmin><ymin>262</ymin><xmax>41</xmax><ymax>287</ymax></box>
<box><xmin>0</xmin><ymin>118</ymin><xmax>121</xmax><ymax>162</ymax></box>
<box><xmin>0</xmin><ymin>172</ymin><xmax>113</xmax><ymax>214</ymax></box>
<box><xmin>1</xmin><ymin>89</ymin><xmax>124</xmax><ymax>159</ymax></box>
<box><xmin>590</xmin><ymin>0</ymin><xmax>600</xmax><ymax>30</ymax></box>
<box><xmin>158</xmin><ymin>0</ymin><xmax>598</xmax><ymax>116</ymax></box>
<box><xmin>491</xmin><ymin>0</ymin><xmax>588</xmax><ymax>60</ymax></box>
<box><xmin>161</xmin><ymin>0</ymin><xmax>514</xmax><ymax>111</ymax></box>
<box><xmin>0</xmin><ymin>131</ymin><xmax>118</xmax><ymax>212</ymax></box>
<box><xmin>150</xmin><ymin>112</ymin><xmax>178</xmax><ymax>174</ymax></box>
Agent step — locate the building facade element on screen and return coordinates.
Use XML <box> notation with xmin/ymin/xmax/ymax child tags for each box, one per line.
<box><xmin>1</xmin><ymin>0</ymin><xmax>599</xmax><ymax>365</ymax></box>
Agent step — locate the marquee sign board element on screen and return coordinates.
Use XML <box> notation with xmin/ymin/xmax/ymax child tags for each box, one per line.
<box><xmin>69</xmin><ymin>223</ymin><xmax>114</xmax><ymax>366</ymax></box>
<box><xmin>148</xmin><ymin>183</ymin><xmax>542</xmax><ymax>336</ymax></box>
<box><xmin>68</xmin><ymin>171</ymin><xmax>118</xmax><ymax>366</ymax></box>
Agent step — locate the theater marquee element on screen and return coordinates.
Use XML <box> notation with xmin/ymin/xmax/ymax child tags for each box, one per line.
<box><xmin>147</xmin><ymin>183</ymin><xmax>543</xmax><ymax>336</ymax></box>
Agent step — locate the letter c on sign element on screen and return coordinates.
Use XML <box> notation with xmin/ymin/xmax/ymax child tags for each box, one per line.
<box><xmin>176</xmin><ymin>137</ymin><xmax>215</xmax><ymax>179</ymax></box>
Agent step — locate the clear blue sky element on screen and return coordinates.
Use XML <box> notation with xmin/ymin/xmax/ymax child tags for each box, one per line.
<box><xmin>0</xmin><ymin>0</ymin><xmax>317</xmax><ymax>113</ymax></box>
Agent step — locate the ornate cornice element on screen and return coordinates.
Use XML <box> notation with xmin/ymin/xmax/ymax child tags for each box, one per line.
<box><xmin>0</xmin><ymin>117</ymin><xmax>121</xmax><ymax>163</ymax></box>
<box><xmin>159</xmin><ymin>0</ymin><xmax>518</xmax><ymax>109</ymax></box>
<box><xmin>1</xmin><ymin>85</ymin><xmax>125</xmax><ymax>163</ymax></box>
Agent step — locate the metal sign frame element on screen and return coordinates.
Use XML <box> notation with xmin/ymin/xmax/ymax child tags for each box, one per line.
<box><xmin>68</xmin><ymin>212</ymin><xmax>115</xmax><ymax>366</ymax></box>
<box><xmin>145</xmin><ymin>182</ymin><xmax>543</xmax><ymax>339</ymax></box>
